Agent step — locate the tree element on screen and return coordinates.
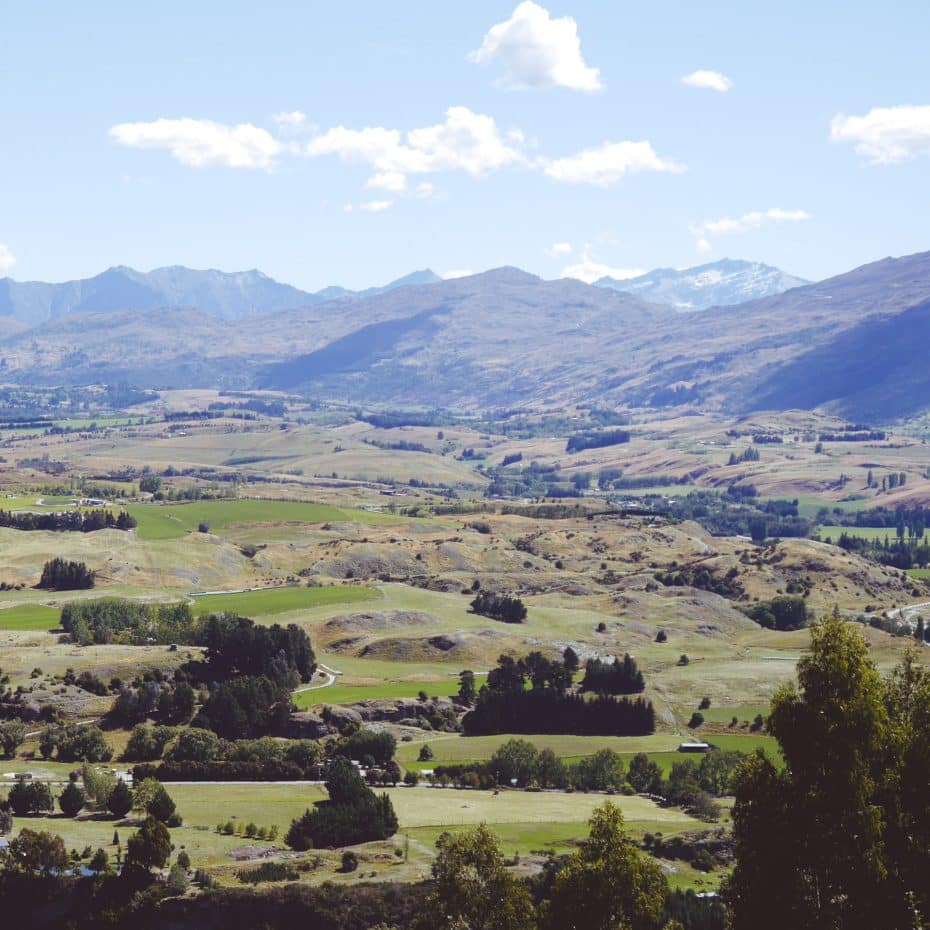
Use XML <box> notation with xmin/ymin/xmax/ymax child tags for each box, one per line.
<box><xmin>8</xmin><ymin>780</ymin><xmax>54</xmax><ymax>816</ymax></box>
<box><xmin>107</xmin><ymin>779</ymin><xmax>134</xmax><ymax>818</ymax></box>
<box><xmin>125</xmin><ymin>815</ymin><xmax>171</xmax><ymax>871</ymax></box>
<box><xmin>627</xmin><ymin>752</ymin><xmax>663</xmax><ymax>794</ymax></box>
<box><xmin>5</xmin><ymin>828</ymin><xmax>68</xmax><ymax>876</ymax></box>
<box><xmin>134</xmin><ymin>778</ymin><xmax>177</xmax><ymax>823</ymax></box>
<box><xmin>418</xmin><ymin>744</ymin><xmax>434</xmax><ymax>762</ymax></box>
<box><xmin>563</xmin><ymin>646</ymin><xmax>580</xmax><ymax>673</ymax></box>
<box><xmin>490</xmin><ymin>738</ymin><xmax>540</xmax><ymax>787</ymax></box>
<box><xmin>457</xmin><ymin>669</ymin><xmax>477</xmax><ymax>706</ymax></box>
<box><xmin>542</xmin><ymin>802</ymin><xmax>668</xmax><ymax>930</ymax></box>
<box><xmin>58</xmin><ymin>781</ymin><xmax>86</xmax><ymax>817</ymax></box>
<box><xmin>419</xmin><ymin>823</ymin><xmax>535</xmax><ymax>930</ymax></box>
<box><xmin>176</xmin><ymin>849</ymin><xmax>191</xmax><ymax>870</ymax></box>
<box><xmin>0</xmin><ymin>720</ymin><xmax>26</xmax><ymax>759</ymax></box>
<box><xmin>725</xmin><ymin>614</ymin><xmax>918</xmax><ymax>930</ymax></box>
<box><xmin>89</xmin><ymin>848</ymin><xmax>109</xmax><ymax>873</ymax></box>
<box><xmin>36</xmin><ymin>557</ymin><xmax>95</xmax><ymax>590</ymax></box>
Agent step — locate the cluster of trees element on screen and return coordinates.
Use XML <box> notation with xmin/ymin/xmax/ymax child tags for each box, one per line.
<box><xmin>464</xmin><ymin>653</ymin><xmax>655</xmax><ymax>737</ymax></box>
<box><xmin>566</xmin><ymin>429</ymin><xmax>630</xmax><ymax>453</ymax></box>
<box><xmin>198</xmin><ymin>613</ymin><xmax>316</xmax><ymax>685</ymax></box>
<box><xmin>110</xmin><ymin>675</ymin><xmax>196</xmax><ymax>727</ymax></box>
<box><xmin>728</xmin><ymin>447</ymin><xmax>760</xmax><ymax>465</ymax></box>
<box><xmin>37</xmin><ymin>558</ymin><xmax>94</xmax><ymax>590</ymax></box>
<box><xmin>580</xmin><ymin>654</ymin><xmax>645</xmax><ymax>694</ymax></box>
<box><xmin>0</xmin><ymin>720</ymin><xmax>26</xmax><ymax>759</ymax></box>
<box><xmin>725</xmin><ymin>614</ymin><xmax>930</xmax><ymax>928</ymax></box>
<box><xmin>332</xmin><ymin>729</ymin><xmax>396</xmax><ymax>767</ymax></box>
<box><xmin>39</xmin><ymin>724</ymin><xmax>112</xmax><ymax>763</ymax></box>
<box><xmin>0</xmin><ymin>508</ymin><xmax>135</xmax><ymax>533</ymax></box>
<box><xmin>61</xmin><ymin>598</ymin><xmax>198</xmax><ymax>645</ymax></box>
<box><xmin>133</xmin><ymin>727</ymin><xmax>323</xmax><ymax>781</ymax></box>
<box><xmin>285</xmin><ymin>757</ymin><xmax>398</xmax><ymax>849</ymax></box>
<box><xmin>743</xmin><ymin>596</ymin><xmax>809</xmax><ymax>631</ymax></box>
<box><xmin>818</xmin><ymin>430</ymin><xmax>886</xmax><ymax>442</ymax></box>
<box><xmin>833</xmin><ymin>532</ymin><xmax>930</xmax><ymax>569</ymax></box>
<box><xmin>194</xmin><ymin>675</ymin><xmax>291</xmax><ymax>740</ymax></box>
<box><xmin>469</xmin><ymin>592</ymin><xmax>528</xmax><ymax>624</ymax></box>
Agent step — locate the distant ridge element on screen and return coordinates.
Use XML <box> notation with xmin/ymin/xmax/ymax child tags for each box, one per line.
<box><xmin>595</xmin><ymin>258</ymin><xmax>808</xmax><ymax>311</ymax></box>
<box><xmin>0</xmin><ymin>265</ymin><xmax>443</xmax><ymax>325</ymax></box>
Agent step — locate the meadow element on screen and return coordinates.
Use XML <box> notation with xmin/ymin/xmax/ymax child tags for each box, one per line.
<box><xmin>190</xmin><ymin>584</ymin><xmax>380</xmax><ymax>616</ymax></box>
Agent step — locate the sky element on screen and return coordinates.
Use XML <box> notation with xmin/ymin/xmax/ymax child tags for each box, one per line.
<box><xmin>2</xmin><ymin>0</ymin><xmax>930</xmax><ymax>291</ymax></box>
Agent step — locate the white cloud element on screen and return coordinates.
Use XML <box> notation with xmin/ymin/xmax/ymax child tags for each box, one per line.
<box><xmin>831</xmin><ymin>105</ymin><xmax>930</xmax><ymax>164</ymax></box>
<box><xmin>691</xmin><ymin>207</ymin><xmax>810</xmax><ymax>238</ymax></box>
<box><xmin>681</xmin><ymin>70</ymin><xmax>733</xmax><ymax>93</ymax></box>
<box><xmin>547</xmin><ymin>241</ymin><xmax>573</xmax><ymax>256</ymax></box>
<box><xmin>469</xmin><ymin>1</ymin><xmax>602</xmax><ymax>92</ymax></box>
<box><xmin>360</xmin><ymin>199</ymin><xmax>394</xmax><ymax>213</ymax></box>
<box><xmin>544</xmin><ymin>140</ymin><xmax>685</xmax><ymax>186</ymax></box>
<box><xmin>416</xmin><ymin>181</ymin><xmax>437</xmax><ymax>198</ymax></box>
<box><xmin>109</xmin><ymin>118</ymin><xmax>282</xmax><ymax>169</ymax></box>
<box><xmin>366</xmin><ymin>171</ymin><xmax>408</xmax><ymax>192</ymax></box>
<box><xmin>562</xmin><ymin>258</ymin><xmax>644</xmax><ymax>284</ymax></box>
<box><xmin>695</xmin><ymin>238</ymin><xmax>712</xmax><ymax>254</ymax></box>
<box><xmin>306</xmin><ymin>106</ymin><xmax>524</xmax><ymax>191</ymax></box>
<box><xmin>273</xmin><ymin>110</ymin><xmax>307</xmax><ymax>128</ymax></box>
<box><xmin>0</xmin><ymin>244</ymin><xmax>16</xmax><ymax>273</ymax></box>
<box><xmin>440</xmin><ymin>269</ymin><xmax>473</xmax><ymax>279</ymax></box>
<box><xmin>343</xmin><ymin>203</ymin><xmax>354</xmax><ymax>213</ymax></box>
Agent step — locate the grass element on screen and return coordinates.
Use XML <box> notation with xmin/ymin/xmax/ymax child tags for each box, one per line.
<box><xmin>0</xmin><ymin>603</ymin><xmax>61</xmax><ymax>631</ymax></box>
<box><xmin>127</xmin><ymin>499</ymin><xmax>394</xmax><ymax>541</ymax></box>
<box><xmin>294</xmin><ymin>677</ymin><xmax>462</xmax><ymax>709</ymax></box>
<box><xmin>191</xmin><ymin>585</ymin><xmax>380</xmax><ymax>617</ymax></box>
<box><xmin>814</xmin><ymin>525</ymin><xmax>898</xmax><ymax>543</ymax></box>
<box><xmin>908</xmin><ymin>568</ymin><xmax>930</xmax><ymax>580</ymax></box>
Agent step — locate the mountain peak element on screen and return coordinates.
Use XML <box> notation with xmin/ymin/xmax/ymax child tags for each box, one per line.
<box><xmin>596</xmin><ymin>258</ymin><xmax>808</xmax><ymax>311</ymax></box>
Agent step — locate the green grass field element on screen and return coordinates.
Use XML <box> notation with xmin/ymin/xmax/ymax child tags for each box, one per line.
<box><xmin>191</xmin><ymin>585</ymin><xmax>380</xmax><ymax>617</ymax></box>
<box><xmin>908</xmin><ymin>568</ymin><xmax>930</xmax><ymax>580</ymax></box>
<box><xmin>127</xmin><ymin>499</ymin><xmax>393</xmax><ymax>541</ymax></box>
<box><xmin>814</xmin><ymin>525</ymin><xmax>898</xmax><ymax>543</ymax></box>
<box><xmin>294</xmin><ymin>677</ymin><xmax>462</xmax><ymax>709</ymax></box>
<box><xmin>0</xmin><ymin>603</ymin><xmax>61</xmax><ymax>631</ymax></box>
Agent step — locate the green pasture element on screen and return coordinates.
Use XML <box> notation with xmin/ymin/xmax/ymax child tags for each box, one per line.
<box><xmin>908</xmin><ymin>568</ymin><xmax>930</xmax><ymax>580</ymax></box>
<box><xmin>191</xmin><ymin>585</ymin><xmax>380</xmax><ymax>617</ymax></box>
<box><xmin>0</xmin><ymin>603</ymin><xmax>61</xmax><ymax>631</ymax></box>
<box><xmin>127</xmin><ymin>499</ymin><xmax>394</xmax><ymax>541</ymax></box>
<box><xmin>295</xmin><ymin>677</ymin><xmax>462</xmax><ymax>709</ymax></box>
<box><xmin>814</xmin><ymin>525</ymin><xmax>898</xmax><ymax>543</ymax></box>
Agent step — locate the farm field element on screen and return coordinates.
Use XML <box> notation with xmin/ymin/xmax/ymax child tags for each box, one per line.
<box><xmin>127</xmin><ymin>499</ymin><xmax>394</xmax><ymax>541</ymax></box>
<box><xmin>0</xmin><ymin>603</ymin><xmax>61</xmax><ymax>630</ymax></box>
<box><xmin>814</xmin><ymin>525</ymin><xmax>902</xmax><ymax>543</ymax></box>
<box><xmin>294</xmin><ymin>677</ymin><xmax>462</xmax><ymax>709</ymax></box>
<box><xmin>190</xmin><ymin>584</ymin><xmax>380</xmax><ymax>617</ymax></box>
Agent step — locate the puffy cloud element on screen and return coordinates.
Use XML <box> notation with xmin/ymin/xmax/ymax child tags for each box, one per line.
<box><xmin>469</xmin><ymin>1</ymin><xmax>601</xmax><ymax>92</ymax></box>
<box><xmin>544</xmin><ymin>140</ymin><xmax>685</xmax><ymax>185</ymax></box>
<box><xmin>109</xmin><ymin>118</ymin><xmax>282</xmax><ymax>169</ymax></box>
<box><xmin>691</xmin><ymin>207</ymin><xmax>810</xmax><ymax>238</ymax></box>
<box><xmin>360</xmin><ymin>199</ymin><xmax>394</xmax><ymax>212</ymax></box>
<box><xmin>695</xmin><ymin>238</ymin><xmax>712</xmax><ymax>254</ymax></box>
<box><xmin>306</xmin><ymin>106</ymin><xmax>524</xmax><ymax>190</ymax></box>
<box><xmin>0</xmin><ymin>244</ymin><xmax>16</xmax><ymax>273</ymax></box>
<box><xmin>547</xmin><ymin>241</ymin><xmax>573</xmax><ymax>256</ymax></box>
<box><xmin>681</xmin><ymin>70</ymin><xmax>733</xmax><ymax>92</ymax></box>
<box><xmin>562</xmin><ymin>258</ymin><xmax>644</xmax><ymax>284</ymax></box>
<box><xmin>831</xmin><ymin>105</ymin><xmax>930</xmax><ymax>164</ymax></box>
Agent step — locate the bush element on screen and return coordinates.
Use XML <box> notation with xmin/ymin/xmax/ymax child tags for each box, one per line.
<box><xmin>107</xmin><ymin>779</ymin><xmax>134</xmax><ymax>818</ymax></box>
<box><xmin>58</xmin><ymin>781</ymin><xmax>86</xmax><ymax>817</ymax></box>
<box><xmin>418</xmin><ymin>744</ymin><xmax>434</xmax><ymax>762</ymax></box>
<box><xmin>688</xmin><ymin>712</ymin><xmax>705</xmax><ymax>729</ymax></box>
<box><xmin>237</xmin><ymin>861</ymin><xmax>299</xmax><ymax>884</ymax></box>
<box><xmin>341</xmin><ymin>850</ymin><xmax>359</xmax><ymax>873</ymax></box>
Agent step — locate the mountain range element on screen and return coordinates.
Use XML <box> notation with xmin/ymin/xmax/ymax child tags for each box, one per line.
<box><xmin>0</xmin><ymin>266</ymin><xmax>443</xmax><ymax>327</ymax></box>
<box><xmin>0</xmin><ymin>252</ymin><xmax>927</xmax><ymax>422</ymax></box>
<box><xmin>0</xmin><ymin>259</ymin><xmax>798</xmax><ymax>328</ymax></box>
<box><xmin>596</xmin><ymin>259</ymin><xmax>808</xmax><ymax>311</ymax></box>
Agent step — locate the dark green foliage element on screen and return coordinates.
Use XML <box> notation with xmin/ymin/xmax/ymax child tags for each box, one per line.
<box><xmin>37</xmin><ymin>558</ymin><xmax>94</xmax><ymax>590</ymax></box>
<box><xmin>0</xmin><ymin>508</ymin><xmax>135</xmax><ymax>533</ymax></box>
<box><xmin>123</xmin><ymin>724</ymin><xmax>176</xmax><ymax>761</ymax></box>
<box><xmin>664</xmin><ymin>889</ymin><xmax>727</xmax><ymax>930</ymax></box>
<box><xmin>469</xmin><ymin>591</ymin><xmax>527</xmax><ymax>624</ymax></box>
<box><xmin>627</xmin><ymin>752</ymin><xmax>664</xmax><ymax>793</ymax></box>
<box><xmin>7</xmin><ymin>780</ymin><xmax>54</xmax><ymax>816</ymax></box>
<box><xmin>580</xmin><ymin>654</ymin><xmax>645</xmax><ymax>694</ymax></box>
<box><xmin>457</xmin><ymin>669</ymin><xmax>477</xmax><ymax>705</ymax></box>
<box><xmin>237</xmin><ymin>861</ymin><xmax>299</xmax><ymax>884</ymax></box>
<box><xmin>656</xmin><ymin>564</ymin><xmax>745</xmax><ymax>599</ymax></box>
<box><xmin>3</xmin><ymin>828</ymin><xmax>68</xmax><ymax>875</ymax></box>
<box><xmin>340</xmin><ymin>850</ymin><xmax>358</xmax><ymax>872</ymax></box>
<box><xmin>0</xmin><ymin>719</ymin><xmax>26</xmax><ymax>758</ymax></box>
<box><xmin>125</xmin><ymin>815</ymin><xmax>171</xmax><ymax>871</ymax></box>
<box><xmin>285</xmin><ymin>758</ymin><xmax>398</xmax><ymax>850</ymax></box>
<box><xmin>106</xmin><ymin>779</ymin><xmax>133</xmax><ymax>818</ymax></box>
<box><xmin>566</xmin><ymin>429</ymin><xmax>630</xmax><ymax>453</ymax></box>
<box><xmin>194</xmin><ymin>675</ymin><xmax>291</xmax><ymax>740</ymax></box>
<box><xmin>58</xmin><ymin>781</ymin><xmax>86</xmax><ymax>817</ymax></box>
<box><xmin>744</xmin><ymin>596</ymin><xmax>809</xmax><ymax>631</ymax></box>
<box><xmin>334</xmin><ymin>730</ymin><xmax>396</xmax><ymax>766</ymax></box>
<box><xmin>61</xmin><ymin>598</ymin><xmax>196</xmax><ymax>646</ymax></box>
<box><xmin>39</xmin><ymin>724</ymin><xmax>111</xmax><ymax>762</ymax></box>
<box><xmin>198</xmin><ymin>613</ymin><xmax>316</xmax><ymax>684</ymax></box>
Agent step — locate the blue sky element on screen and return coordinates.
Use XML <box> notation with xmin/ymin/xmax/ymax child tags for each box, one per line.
<box><xmin>2</xmin><ymin>1</ymin><xmax>930</xmax><ymax>290</ymax></box>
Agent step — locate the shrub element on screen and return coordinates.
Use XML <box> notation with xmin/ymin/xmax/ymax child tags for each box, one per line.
<box><xmin>341</xmin><ymin>850</ymin><xmax>359</xmax><ymax>873</ymax></box>
<box><xmin>58</xmin><ymin>781</ymin><xmax>86</xmax><ymax>817</ymax></box>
